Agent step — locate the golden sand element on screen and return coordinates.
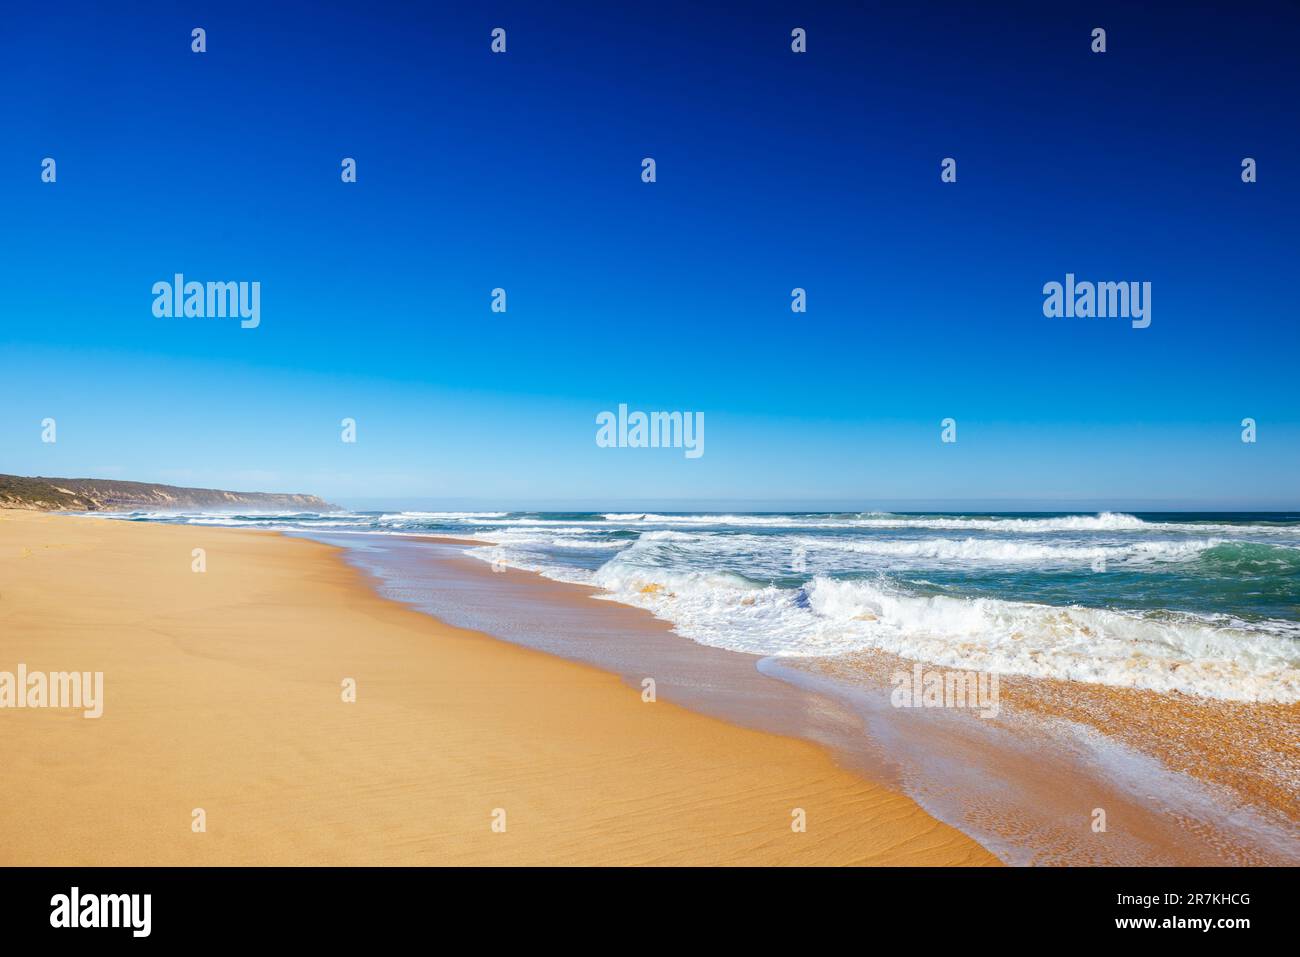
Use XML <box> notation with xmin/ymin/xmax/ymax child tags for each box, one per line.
<box><xmin>0</xmin><ymin>509</ymin><xmax>995</xmax><ymax>866</ymax></box>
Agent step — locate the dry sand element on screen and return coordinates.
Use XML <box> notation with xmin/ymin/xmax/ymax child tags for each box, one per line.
<box><xmin>0</xmin><ymin>509</ymin><xmax>995</xmax><ymax>865</ymax></box>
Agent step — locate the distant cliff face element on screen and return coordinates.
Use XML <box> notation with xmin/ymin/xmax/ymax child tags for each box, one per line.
<box><xmin>0</xmin><ymin>474</ymin><xmax>338</xmax><ymax>513</ymax></box>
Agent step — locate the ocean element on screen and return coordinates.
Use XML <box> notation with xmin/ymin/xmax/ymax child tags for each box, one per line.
<box><xmin>113</xmin><ymin>509</ymin><xmax>1300</xmax><ymax>704</ymax></box>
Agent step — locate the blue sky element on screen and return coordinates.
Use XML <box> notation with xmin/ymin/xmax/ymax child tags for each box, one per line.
<box><xmin>3</xmin><ymin>1</ymin><xmax>1298</xmax><ymax>509</ymax></box>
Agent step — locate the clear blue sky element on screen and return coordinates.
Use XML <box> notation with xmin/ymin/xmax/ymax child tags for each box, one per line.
<box><xmin>3</xmin><ymin>1</ymin><xmax>1298</xmax><ymax>509</ymax></box>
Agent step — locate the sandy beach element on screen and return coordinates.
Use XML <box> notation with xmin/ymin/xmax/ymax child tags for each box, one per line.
<box><xmin>0</xmin><ymin>509</ymin><xmax>996</xmax><ymax>866</ymax></box>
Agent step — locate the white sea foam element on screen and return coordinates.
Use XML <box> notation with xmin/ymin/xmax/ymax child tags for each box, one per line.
<box><xmin>571</xmin><ymin>566</ymin><xmax>1300</xmax><ymax>703</ymax></box>
<box><xmin>594</xmin><ymin>511</ymin><xmax>1151</xmax><ymax>530</ymax></box>
<box><xmin>184</xmin><ymin>517</ymin><xmax>369</xmax><ymax>527</ymax></box>
<box><xmin>809</xmin><ymin>535</ymin><xmax>1222</xmax><ymax>566</ymax></box>
<box><xmin>595</xmin><ymin>512</ymin><xmax>1295</xmax><ymax>537</ymax></box>
<box><xmin>377</xmin><ymin>511</ymin><xmax>509</xmax><ymax>521</ymax></box>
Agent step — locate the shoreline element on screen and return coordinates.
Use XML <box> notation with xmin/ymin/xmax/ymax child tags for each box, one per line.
<box><xmin>325</xmin><ymin>529</ymin><xmax>1300</xmax><ymax>865</ymax></box>
<box><xmin>0</xmin><ymin>508</ymin><xmax>995</xmax><ymax>866</ymax></box>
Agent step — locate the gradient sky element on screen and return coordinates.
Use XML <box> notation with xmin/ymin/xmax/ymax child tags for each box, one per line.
<box><xmin>3</xmin><ymin>1</ymin><xmax>1298</xmax><ymax>509</ymax></box>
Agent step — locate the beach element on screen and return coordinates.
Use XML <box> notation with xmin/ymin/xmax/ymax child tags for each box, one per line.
<box><xmin>0</xmin><ymin>508</ymin><xmax>995</xmax><ymax>866</ymax></box>
<box><xmin>335</xmin><ymin>529</ymin><xmax>1300</xmax><ymax>866</ymax></box>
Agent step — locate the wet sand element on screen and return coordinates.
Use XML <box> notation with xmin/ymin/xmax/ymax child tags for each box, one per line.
<box><xmin>787</xmin><ymin>652</ymin><xmax>1299</xmax><ymax>865</ymax></box>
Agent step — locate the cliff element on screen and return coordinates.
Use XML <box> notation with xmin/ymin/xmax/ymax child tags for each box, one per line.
<box><xmin>0</xmin><ymin>474</ymin><xmax>338</xmax><ymax>513</ymax></box>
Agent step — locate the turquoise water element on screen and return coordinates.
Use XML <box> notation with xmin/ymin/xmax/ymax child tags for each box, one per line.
<box><xmin>110</xmin><ymin>510</ymin><xmax>1300</xmax><ymax>703</ymax></box>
